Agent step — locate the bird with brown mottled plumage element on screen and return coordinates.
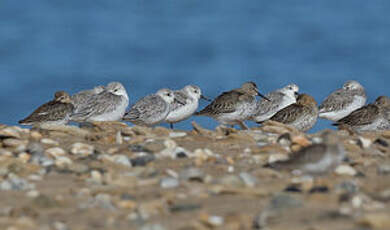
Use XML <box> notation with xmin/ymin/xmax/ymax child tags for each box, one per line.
<box><xmin>19</xmin><ymin>91</ymin><xmax>74</xmax><ymax>126</ymax></box>
<box><xmin>333</xmin><ymin>96</ymin><xmax>390</xmax><ymax>132</ymax></box>
<box><xmin>269</xmin><ymin>93</ymin><xmax>318</xmax><ymax>132</ymax></box>
<box><xmin>196</xmin><ymin>82</ymin><xmax>270</xmax><ymax>129</ymax></box>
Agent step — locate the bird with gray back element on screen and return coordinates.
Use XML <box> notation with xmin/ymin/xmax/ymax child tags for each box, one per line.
<box><xmin>319</xmin><ymin>80</ymin><xmax>366</xmax><ymax>121</ymax></box>
<box><xmin>268</xmin><ymin>130</ymin><xmax>346</xmax><ymax>175</ymax></box>
<box><xmin>251</xmin><ymin>83</ymin><xmax>299</xmax><ymax>123</ymax></box>
<box><xmin>165</xmin><ymin>85</ymin><xmax>211</xmax><ymax>129</ymax></box>
<box><xmin>71</xmin><ymin>85</ymin><xmax>105</xmax><ymax>111</ymax></box>
<box><xmin>70</xmin><ymin>82</ymin><xmax>129</xmax><ymax>122</ymax></box>
<box><xmin>123</xmin><ymin>88</ymin><xmax>182</xmax><ymax>126</ymax></box>
<box><xmin>19</xmin><ymin>91</ymin><xmax>74</xmax><ymax>126</ymax></box>
<box><xmin>333</xmin><ymin>96</ymin><xmax>390</xmax><ymax>132</ymax></box>
<box><xmin>196</xmin><ymin>81</ymin><xmax>270</xmax><ymax>130</ymax></box>
<box><xmin>269</xmin><ymin>94</ymin><xmax>319</xmax><ymax>132</ymax></box>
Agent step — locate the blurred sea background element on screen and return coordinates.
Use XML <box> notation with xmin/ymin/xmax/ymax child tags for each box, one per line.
<box><xmin>1</xmin><ymin>0</ymin><xmax>389</xmax><ymax>132</ymax></box>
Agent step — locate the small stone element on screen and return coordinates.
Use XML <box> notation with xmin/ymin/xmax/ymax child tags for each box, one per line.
<box><xmin>0</xmin><ymin>148</ymin><xmax>13</xmax><ymax>157</ymax></box>
<box><xmin>163</xmin><ymin>139</ymin><xmax>177</xmax><ymax>149</ymax></box>
<box><xmin>357</xmin><ymin>137</ymin><xmax>372</xmax><ymax>149</ymax></box>
<box><xmin>40</xmin><ymin>138</ymin><xmax>59</xmax><ymax>145</ymax></box>
<box><xmin>70</xmin><ymin>143</ymin><xmax>94</xmax><ymax>156</ymax></box>
<box><xmin>0</xmin><ymin>127</ymin><xmax>21</xmax><ymax>139</ymax></box>
<box><xmin>199</xmin><ymin>213</ymin><xmax>224</xmax><ymax>227</ymax></box>
<box><xmin>180</xmin><ymin>168</ymin><xmax>204</xmax><ymax>182</ymax></box>
<box><xmin>116</xmin><ymin>131</ymin><xmax>123</xmax><ymax>145</ymax></box>
<box><xmin>292</xmin><ymin>135</ymin><xmax>311</xmax><ymax>147</ymax></box>
<box><xmin>3</xmin><ymin>138</ymin><xmax>27</xmax><ymax>149</ymax></box>
<box><xmin>239</xmin><ymin>172</ymin><xmax>257</xmax><ymax>187</ymax></box>
<box><xmin>335</xmin><ymin>165</ymin><xmax>357</xmax><ymax>176</ymax></box>
<box><xmin>94</xmin><ymin>193</ymin><xmax>116</xmax><ymax>211</ymax></box>
<box><xmin>90</xmin><ymin>170</ymin><xmax>103</xmax><ymax>184</ymax></box>
<box><xmin>269</xmin><ymin>193</ymin><xmax>303</xmax><ymax>210</ymax></box>
<box><xmin>55</xmin><ymin>156</ymin><xmax>73</xmax><ymax>167</ymax></box>
<box><xmin>45</xmin><ymin>147</ymin><xmax>66</xmax><ymax>158</ymax></box>
<box><xmin>208</xmin><ymin>216</ymin><xmax>224</xmax><ymax>227</ymax></box>
<box><xmin>118</xmin><ymin>200</ymin><xmax>137</xmax><ymax>210</ymax></box>
<box><xmin>53</xmin><ymin>221</ymin><xmax>68</xmax><ymax>230</ymax></box>
<box><xmin>0</xmin><ymin>175</ymin><xmax>35</xmax><ymax>191</ymax></box>
<box><xmin>140</xmin><ymin>224</ymin><xmax>166</xmax><ymax>230</ymax></box>
<box><xmin>219</xmin><ymin>175</ymin><xmax>244</xmax><ymax>187</ymax></box>
<box><xmin>160</xmin><ymin>177</ymin><xmax>179</xmax><ymax>189</ymax></box>
<box><xmin>268</xmin><ymin>153</ymin><xmax>288</xmax><ymax>164</ymax></box>
<box><xmin>169</xmin><ymin>132</ymin><xmax>187</xmax><ymax>138</ymax></box>
<box><xmin>130</xmin><ymin>154</ymin><xmax>155</xmax><ymax>167</ymax></box>
<box><xmin>112</xmin><ymin>155</ymin><xmax>132</xmax><ymax>167</ymax></box>
<box><xmin>67</xmin><ymin>163</ymin><xmax>89</xmax><ymax>174</ymax></box>
<box><xmin>26</xmin><ymin>190</ymin><xmax>40</xmax><ymax>198</ymax></box>
<box><xmin>377</xmin><ymin>164</ymin><xmax>390</xmax><ymax>175</ymax></box>
<box><xmin>358</xmin><ymin>212</ymin><xmax>390</xmax><ymax>229</ymax></box>
<box><xmin>30</xmin><ymin>131</ymin><xmax>42</xmax><ymax>140</ymax></box>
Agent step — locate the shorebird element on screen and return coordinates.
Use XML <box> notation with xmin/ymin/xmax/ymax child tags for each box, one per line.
<box><xmin>269</xmin><ymin>94</ymin><xmax>318</xmax><ymax>132</ymax></box>
<box><xmin>70</xmin><ymin>82</ymin><xmax>129</xmax><ymax>122</ymax></box>
<box><xmin>165</xmin><ymin>85</ymin><xmax>210</xmax><ymax>129</ymax></box>
<box><xmin>123</xmin><ymin>88</ymin><xmax>183</xmax><ymax>126</ymax></box>
<box><xmin>71</xmin><ymin>85</ymin><xmax>105</xmax><ymax>110</ymax></box>
<box><xmin>268</xmin><ymin>130</ymin><xmax>346</xmax><ymax>175</ymax></box>
<box><xmin>195</xmin><ymin>82</ymin><xmax>270</xmax><ymax>129</ymax></box>
<box><xmin>333</xmin><ymin>96</ymin><xmax>390</xmax><ymax>132</ymax></box>
<box><xmin>19</xmin><ymin>91</ymin><xmax>74</xmax><ymax>126</ymax></box>
<box><xmin>251</xmin><ymin>83</ymin><xmax>299</xmax><ymax>123</ymax></box>
<box><xmin>319</xmin><ymin>80</ymin><xmax>366</xmax><ymax>121</ymax></box>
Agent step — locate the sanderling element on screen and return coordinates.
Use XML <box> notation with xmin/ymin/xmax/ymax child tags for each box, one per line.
<box><xmin>319</xmin><ymin>80</ymin><xmax>366</xmax><ymax>121</ymax></box>
<box><xmin>268</xmin><ymin>130</ymin><xmax>346</xmax><ymax>175</ymax></box>
<box><xmin>19</xmin><ymin>91</ymin><xmax>74</xmax><ymax>126</ymax></box>
<box><xmin>123</xmin><ymin>88</ymin><xmax>182</xmax><ymax>126</ymax></box>
<box><xmin>196</xmin><ymin>81</ymin><xmax>269</xmax><ymax>130</ymax></box>
<box><xmin>71</xmin><ymin>85</ymin><xmax>105</xmax><ymax>110</ymax></box>
<box><xmin>165</xmin><ymin>85</ymin><xmax>210</xmax><ymax>129</ymax></box>
<box><xmin>71</xmin><ymin>82</ymin><xmax>129</xmax><ymax>122</ymax></box>
<box><xmin>333</xmin><ymin>96</ymin><xmax>390</xmax><ymax>132</ymax></box>
<box><xmin>251</xmin><ymin>83</ymin><xmax>299</xmax><ymax>123</ymax></box>
<box><xmin>270</xmin><ymin>94</ymin><xmax>318</xmax><ymax>132</ymax></box>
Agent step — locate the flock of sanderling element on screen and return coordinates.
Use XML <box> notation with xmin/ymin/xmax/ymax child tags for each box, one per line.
<box><xmin>18</xmin><ymin>80</ymin><xmax>390</xmax><ymax>132</ymax></box>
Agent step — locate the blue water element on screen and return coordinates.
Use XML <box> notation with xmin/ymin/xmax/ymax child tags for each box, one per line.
<box><xmin>1</xmin><ymin>0</ymin><xmax>389</xmax><ymax>132</ymax></box>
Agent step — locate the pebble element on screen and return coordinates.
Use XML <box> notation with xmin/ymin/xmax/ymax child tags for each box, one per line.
<box><xmin>160</xmin><ymin>177</ymin><xmax>180</xmax><ymax>189</ymax></box>
<box><xmin>0</xmin><ymin>175</ymin><xmax>35</xmax><ymax>191</ymax></box>
<box><xmin>377</xmin><ymin>164</ymin><xmax>390</xmax><ymax>175</ymax></box>
<box><xmin>169</xmin><ymin>132</ymin><xmax>187</xmax><ymax>138</ymax></box>
<box><xmin>94</xmin><ymin>193</ymin><xmax>116</xmax><ymax>211</ymax></box>
<box><xmin>268</xmin><ymin>153</ymin><xmax>289</xmax><ymax>164</ymax></box>
<box><xmin>111</xmin><ymin>155</ymin><xmax>132</xmax><ymax>167</ymax></box>
<box><xmin>358</xmin><ymin>136</ymin><xmax>372</xmax><ymax>149</ymax></box>
<box><xmin>0</xmin><ymin>127</ymin><xmax>22</xmax><ymax>139</ymax></box>
<box><xmin>335</xmin><ymin>165</ymin><xmax>357</xmax><ymax>176</ymax></box>
<box><xmin>180</xmin><ymin>168</ymin><xmax>205</xmax><ymax>182</ymax></box>
<box><xmin>55</xmin><ymin>156</ymin><xmax>73</xmax><ymax>167</ymax></box>
<box><xmin>45</xmin><ymin>147</ymin><xmax>66</xmax><ymax>158</ymax></box>
<box><xmin>70</xmin><ymin>143</ymin><xmax>94</xmax><ymax>156</ymax></box>
<box><xmin>130</xmin><ymin>154</ymin><xmax>155</xmax><ymax>167</ymax></box>
<box><xmin>239</xmin><ymin>172</ymin><xmax>257</xmax><ymax>187</ymax></box>
<box><xmin>53</xmin><ymin>222</ymin><xmax>68</xmax><ymax>230</ymax></box>
<box><xmin>140</xmin><ymin>224</ymin><xmax>166</xmax><ymax>230</ymax></box>
<box><xmin>26</xmin><ymin>190</ymin><xmax>40</xmax><ymax>198</ymax></box>
<box><xmin>0</xmin><ymin>148</ymin><xmax>13</xmax><ymax>157</ymax></box>
<box><xmin>3</xmin><ymin>139</ymin><xmax>27</xmax><ymax>152</ymax></box>
<box><xmin>40</xmin><ymin>138</ymin><xmax>59</xmax><ymax>145</ymax></box>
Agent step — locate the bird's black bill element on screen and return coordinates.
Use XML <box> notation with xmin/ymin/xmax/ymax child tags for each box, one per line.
<box><xmin>258</xmin><ymin>91</ymin><xmax>271</xmax><ymax>101</ymax></box>
<box><xmin>294</xmin><ymin>92</ymin><xmax>299</xmax><ymax>97</ymax></box>
<box><xmin>200</xmin><ymin>95</ymin><xmax>212</xmax><ymax>102</ymax></box>
<box><xmin>175</xmin><ymin>98</ymin><xmax>185</xmax><ymax>105</ymax></box>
